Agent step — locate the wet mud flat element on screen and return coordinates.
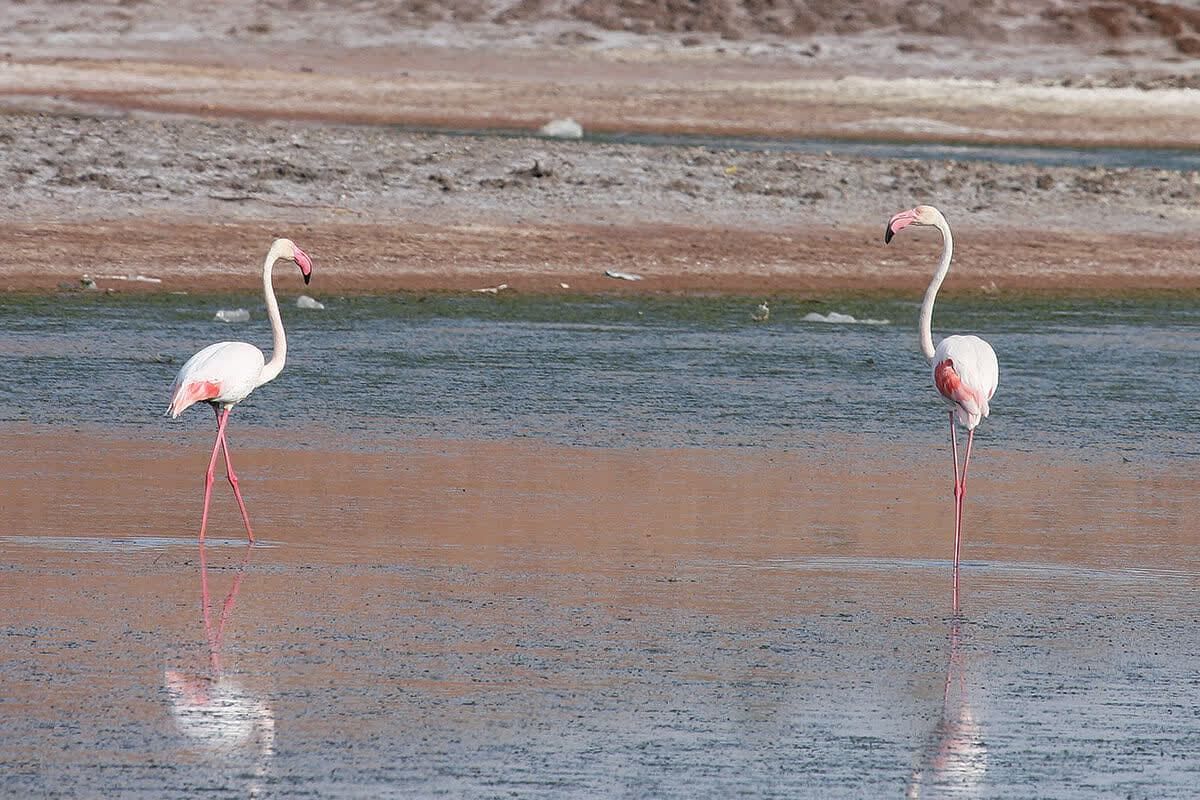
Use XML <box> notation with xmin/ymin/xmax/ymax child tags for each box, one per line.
<box><xmin>1</xmin><ymin>427</ymin><xmax>1197</xmax><ymax>797</ymax></box>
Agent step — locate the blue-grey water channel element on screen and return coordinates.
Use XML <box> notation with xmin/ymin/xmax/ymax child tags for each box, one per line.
<box><xmin>1</xmin><ymin>291</ymin><xmax>1197</xmax><ymax>462</ymax></box>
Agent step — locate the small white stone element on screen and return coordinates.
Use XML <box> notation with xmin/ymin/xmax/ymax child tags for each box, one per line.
<box><xmin>538</xmin><ymin>118</ymin><xmax>584</xmax><ymax>139</ymax></box>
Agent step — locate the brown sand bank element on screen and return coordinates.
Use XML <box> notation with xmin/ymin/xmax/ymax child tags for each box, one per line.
<box><xmin>5</xmin><ymin>218</ymin><xmax>1200</xmax><ymax>297</ymax></box>
<box><xmin>2</xmin><ymin>112</ymin><xmax>1199</xmax><ymax>296</ymax></box>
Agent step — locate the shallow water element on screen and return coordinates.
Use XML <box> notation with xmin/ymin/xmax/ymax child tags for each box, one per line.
<box><xmin>403</xmin><ymin>125</ymin><xmax>1200</xmax><ymax>171</ymax></box>
<box><xmin>1</xmin><ymin>435</ymin><xmax>1197</xmax><ymax>799</ymax></box>
<box><xmin>2</xmin><ymin>291</ymin><xmax>1199</xmax><ymax>798</ymax></box>
<box><xmin>0</xmin><ymin>291</ymin><xmax>1197</xmax><ymax>460</ymax></box>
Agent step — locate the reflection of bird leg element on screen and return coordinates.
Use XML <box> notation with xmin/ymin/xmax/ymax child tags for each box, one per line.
<box><xmin>168</xmin><ymin>542</ymin><xmax>273</xmax><ymax>795</ymax></box>
<box><xmin>199</xmin><ymin>539</ymin><xmax>217</xmax><ymax>669</ymax></box>
<box><xmin>944</xmin><ymin>616</ymin><xmax>964</xmax><ymax>707</ymax></box>
<box><xmin>198</xmin><ymin>539</ymin><xmax>255</xmax><ymax>674</ymax></box>
<box><xmin>907</xmin><ymin>616</ymin><xmax>986</xmax><ymax>797</ymax></box>
<box><xmin>214</xmin><ymin>543</ymin><xmax>254</xmax><ymax>655</ymax></box>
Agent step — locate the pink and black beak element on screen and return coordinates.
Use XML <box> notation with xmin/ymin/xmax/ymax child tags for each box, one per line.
<box><xmin>294</xmin><ymin>246</ymin><xmax>313</xmax><ymax>285</ymax></box>
<box><xmin>884</xmin><ymin>209</ymin><xmax>918</xmax><ymax>244</ymax></box>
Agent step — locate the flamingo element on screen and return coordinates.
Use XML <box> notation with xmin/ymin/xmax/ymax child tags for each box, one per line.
<box><xmin>884</xmin><ymin>206</ymin><xmax>999</xmax><ymax>605</ymax></box>
<box><xmin>166</xmin><ymin>238</ymin><xmax>313</xmax><ymax>542</ymax></box>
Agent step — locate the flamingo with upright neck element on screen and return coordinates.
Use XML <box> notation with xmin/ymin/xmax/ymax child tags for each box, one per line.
<box><xmin>885</xmin><ymin>206</ymin><xmax>999</xmax><ymax>607</ymax></box>
<box><xmin>166</xmin><ymin>238</ymin><xmax>313</xmax><ymax>542</ymax></box>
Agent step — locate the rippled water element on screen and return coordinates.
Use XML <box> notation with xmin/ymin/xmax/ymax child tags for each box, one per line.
<box><xmin>1</xmin><ymin>291</ymin><xmax>1198</xmax><ymax>459</ymax></box>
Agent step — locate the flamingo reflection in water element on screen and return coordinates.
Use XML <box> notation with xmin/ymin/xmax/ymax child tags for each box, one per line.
<box><xmin>164</xmin><ymin>541</ymin><xmax>274</xmax><ymax>795</ymax></box>
<box><xmin>907</xmin><ymin>617</ymin><xmax>988</xmax><ymax>798</ymax></box>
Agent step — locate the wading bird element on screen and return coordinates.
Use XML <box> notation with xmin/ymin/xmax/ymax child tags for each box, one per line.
<box><xmin>166</xmin><ymin>238</ymin><xmax>313</xmax><ymax>542</ymax></box>
<box><xmin>885</xmin><ymin>206</ymin><xmax>998</xmax><ymax>606</ymax></box>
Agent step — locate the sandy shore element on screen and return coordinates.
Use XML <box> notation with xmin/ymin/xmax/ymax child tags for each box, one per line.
<box><xmin>9</xmin><ymin>217</ymin><xmax>1200</xmax><ymax>296</ymax></box>
<box><xmin>6</xmin><ymin>55</ymin><xmax>1200</xmax><ymax>148</ymax></box>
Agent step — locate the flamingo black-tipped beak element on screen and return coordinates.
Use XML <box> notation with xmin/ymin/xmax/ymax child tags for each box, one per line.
<box><xmin>884</xmin><ymin>209</ymin><xmax>918</xmax><ymax>244</ymax></box>
<box><xmin>294</xmin><ymin>246</ymin><xmax>314</xmax><ymax>285</ymax></box>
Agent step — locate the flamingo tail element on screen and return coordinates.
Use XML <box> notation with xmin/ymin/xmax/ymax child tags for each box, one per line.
<box><xmin>167</xmin><ymin>381</ymin><xmax>221</xmax><ymax>418</ymax></box>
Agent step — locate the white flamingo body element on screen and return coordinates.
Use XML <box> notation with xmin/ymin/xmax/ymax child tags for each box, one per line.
<box><xmin>168</xmin><ymin>341</ymin><xmax>266</xmax><ymax>417</ymax></box>
<box><xmin>932</xmin><ymin>334</ymin><xmax>998</xmax><ymax>430</ymax></box>
<box><xmin>166</xmin><ymin>238</ymin><xmax>313</xmax><ymax>542</ymax></box>
<box><xmin>885</xmin><ymin>205</ymin><xmax>998</xmax><ymax>607</ymax></box>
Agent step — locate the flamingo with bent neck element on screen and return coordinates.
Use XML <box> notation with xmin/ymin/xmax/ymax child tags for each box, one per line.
<box><xmin>885</xmin><ymin>206</ymin><xmax>999</xmax><ymax>607</ymax></box>
<box><xmin>166</xmin><ymin>238</ymin><xmax>313</xmax><ymax>542</ymax></box>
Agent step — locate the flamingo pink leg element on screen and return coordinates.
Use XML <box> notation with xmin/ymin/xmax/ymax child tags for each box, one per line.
<box><xmin>948</xmin><ymin>414</ymin><xmax>976</xmax><ymax>612</ymax></box>
<box><xmin>213</xmin><ymin>406</ymin><xmax>255</xmax><ymax>543</ymax></box>
<box><xmin>197</xmin><ymin>407</ymin><xmax>233</xmax><ymax>542</ymax></box>
<box><xmin>957</xmin><ymin>428</ymin><xmax>976</xmax><ymax>572</ymax></box>
<box><xmin>949</xmin><ymin>413</ymin><xmax>961</xmax><ymax>590</ymax></box>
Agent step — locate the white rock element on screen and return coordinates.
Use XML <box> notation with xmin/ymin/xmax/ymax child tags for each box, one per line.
<box><xmin>803</xmin><ymin>311</ymin><xmax>890</xmax><ymax>325</ymax></box>
<box><xmin>96</xmin><ymin>273</ymin><xmax>162</xmax><ymax>283</ymax></box>
<box><xmin>296</xmin><ymin>295</ymin><xmax>325</xmax><ymax>310</ymax></box>
<box><xmin>538</xmin><ymin>118</ymin><xmax>584</xmax><ymax>139</ymax></box>
<box><xmin>214</xmin><ymin>308</ymin><xmax>250</xmax><ymax>323</ymax></box>
<box><xmin>604</xmin><ymin>269</ymin><xmax>643</xmax><ymax>281</ymax></box>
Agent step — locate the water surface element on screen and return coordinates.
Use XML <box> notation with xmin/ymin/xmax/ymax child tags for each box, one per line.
<box><xmin>400</xmin><ymin>124</ymin><xmax>1200</xmax><ymax>171</ymax></box>
<box><xmin>1</xmin><ymin>291</ymin><xmax>1196</xmax><ymax>461</ymax></box>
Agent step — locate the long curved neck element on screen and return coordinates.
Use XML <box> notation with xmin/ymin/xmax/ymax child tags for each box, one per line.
<box><xmin>918</xmin><ymin>218</ymin><xmax>953</xmax><ymax>362</ymax></box>
<box><xmin>256</xmin><ymin>242</ymin><xmax>288</xmax><ymax>387</ymax></box>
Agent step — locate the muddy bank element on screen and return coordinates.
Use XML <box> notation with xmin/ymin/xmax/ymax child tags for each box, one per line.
<box><xmin>2</xmin><ymin>112</ymin><xmax>1199</xmax><ymax>295</ymax></box>
<box><xmin>7</xmin><ymin>217</ymin><xmax>1200</xmax><ymax>296</ymax></box>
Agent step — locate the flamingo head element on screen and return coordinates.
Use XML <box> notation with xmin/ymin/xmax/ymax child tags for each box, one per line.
<box><xmin>884</xmin><ymin>205</ymin><xmax>944</xmax><ymax>244</ymax></box>
<box><xmin>275</xmin><ymin>238</ymin><xmax>313</xmax><ymax>284</ymax></box>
